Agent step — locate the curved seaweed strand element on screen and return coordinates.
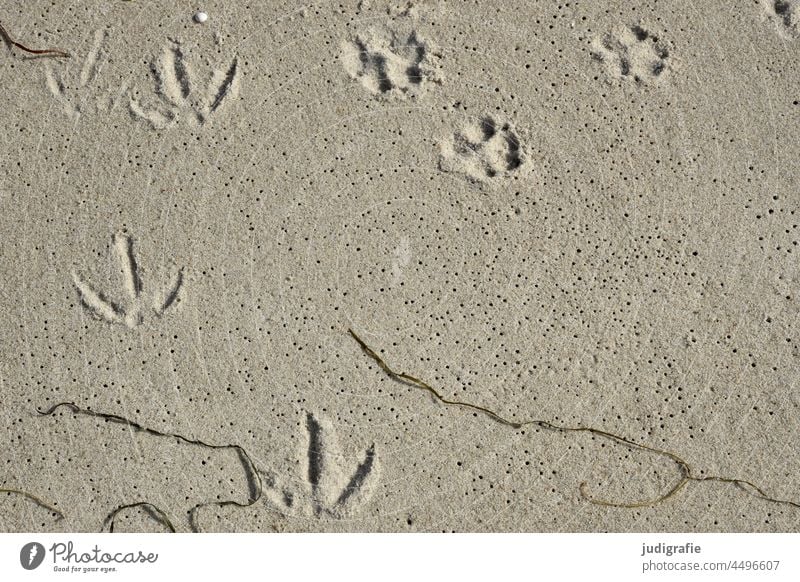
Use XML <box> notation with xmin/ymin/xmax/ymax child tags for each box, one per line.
<box><xmin>0</xmin><ymin>487</ymin><xmax>65</xmax><ymax>521</ymax></box>
<box><xmin>37</xmin><ymin>402</ymin><xmax>263</xmax><ymax>532</ymax></box>
<box><xmin>0</xmin><ymin>20</ymin><xmax>69</xmax><ymax>58</ymax></box>
<box><xmin>348</xmin><ymin>328</ymin><xmax>800</xmax><ymax>511</ymax></box>
<box><xmin>104</xmin><ymin>502</ymin><xmax>177</xmax><ymax>533</ymax></box>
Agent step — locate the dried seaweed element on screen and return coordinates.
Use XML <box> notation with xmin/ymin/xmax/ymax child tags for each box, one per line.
<box><xmin>37</xmin><ymin>402</ymin><xmax>263</xmax><ymax>532</ymax></box>
<box><xmin>0</xmin><ymin>487</ymin><xmax>64</xmax><ymax>521</ymax></box>
<box><xmin>0</xmin><ymin>20</ymin><xmax>69</xmax><ymax>58</ymax></box>
<box><xmin>105</xmin><ymin>502</ymin><xmax>176</xmax><ymax>533</ymax></box>
<box><xmin>348</xmin><ymin>328</ymin><xmax>800</xmax><ymax>511</ymax></box>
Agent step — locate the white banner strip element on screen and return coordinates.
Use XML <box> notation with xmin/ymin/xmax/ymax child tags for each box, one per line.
<box><xmin>2</xmin><ymin>533</ymin><xmax>798</xmax><ymax>581</ymax></box>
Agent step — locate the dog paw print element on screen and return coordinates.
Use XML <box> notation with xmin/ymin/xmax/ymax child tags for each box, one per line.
<box><xmin>763</xmin><ymin>0</ymin><xmax>800</xmax><ymax>38</ymax></box>
<box><xmin>129</xmin><ymin>40</ymin><xmax>240</xmax><ymax>129</ymax></box>
<box><xmin>263</xmin><ymin>413</ymin><xmax>378</xmax><ymax>518</ymax></box>
<box><xmin>72</xmin><ymin>232</ymin><xmax>184</xmax><ymax>328</ymax></box>
<box><xmin>45</xmin><ymin>31</ymin><xmax>122</xmax><ymax>120</ymax></box>
<box><xmin>591</xmin><ymin>24</ymin><xmax>671</xmax><ymax>84</ymax></box>
<box><xmin>340</xmin><ymin>27</ymin><xmax>441</xmax><ymax>98</ymax></box>
<box><xmin>439</xmin><ymin>116</ymin><xmax>524</xmax><ymax>184</ymax></box>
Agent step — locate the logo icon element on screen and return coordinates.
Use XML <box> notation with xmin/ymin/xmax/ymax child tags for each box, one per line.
<box><xmin>20</xmin><ymin>542</ymin><xmax>46</xmax><ymax>570</ymax></box>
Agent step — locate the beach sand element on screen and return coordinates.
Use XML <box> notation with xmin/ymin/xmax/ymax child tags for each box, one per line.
<box><xmin>1</xmin><ymin>0</ymin><xmax>799</xmax><ymax>532</ymax></box>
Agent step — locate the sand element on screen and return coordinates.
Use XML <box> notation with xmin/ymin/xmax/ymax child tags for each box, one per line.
<box><xmin>0</xmin><ymin>0</ymin><xmax>799</xmax><ymax>533</ymax></box>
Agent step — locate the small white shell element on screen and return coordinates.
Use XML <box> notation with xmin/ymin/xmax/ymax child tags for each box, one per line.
<box><xmin>194</xmin><ymin>11</ymin><xmax>208</xmax><ymax>24</ymax></box>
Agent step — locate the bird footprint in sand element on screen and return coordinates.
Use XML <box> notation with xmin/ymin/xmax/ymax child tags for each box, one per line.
<box><xmin>129</xmin><ymin>40</ymin><xmax>239</xmax><ymax>129</ymax></box>
<box><xmin>45</xmin><ymin>31</ymin><xmax>126</xmax><ymax>120</ymax></box>
<box><xmin>262</xmin><ymin>413</ymin><xmax>378</xmax><ymax>518</ymax></box>
<box><xmin>72</xmin><ymin>232</ymin><xmax>184</xmax><ymax>328</ymax></box>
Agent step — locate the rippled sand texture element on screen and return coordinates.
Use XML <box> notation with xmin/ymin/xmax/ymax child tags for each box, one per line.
<box><xmin>1</xmin><ymin>0</ymin><xmax>799</xmax><ymax>532</ymax></box>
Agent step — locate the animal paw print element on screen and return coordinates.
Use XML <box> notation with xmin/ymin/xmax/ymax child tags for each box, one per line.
<box><xmin>439</xmin><ymin>116</ymin><xmax>524</xmax><ymax>184</ymax></box>
<box><xmin>340</xmin><ymin>27</ymin><xmax>441</xmax><ymax>98</ymax></box>
<box><xmin>72</xmin><ymin>232</ymin><xmax>184</xmax><ymax>328</ymax></box>
<box><xmin>45</xmin><ymin>31</ymin><xmax>120</xmax><ymax>120</ymax></box>
<box><xmin>591</xmin><ymin>24</ymin><xmax>670</xmax><ymax>84</ymax></box>
<box><xmin>763</xmin><ymin>0</ymin><xmax>800</xmax><ymax>39</ymax></box>
<box><xmin>263</xmin><ymin>413</ymin><xmax>378</xmax><ymax>518</ymax></box>
<box><xmin>129</xmin><ymin>40</ymin><xmax>239</xmax><ymax>129</ymax></box>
